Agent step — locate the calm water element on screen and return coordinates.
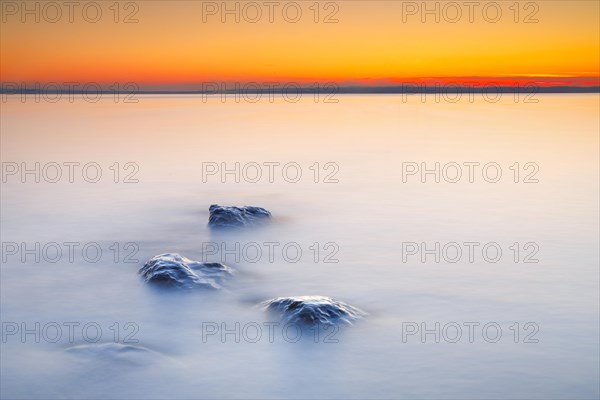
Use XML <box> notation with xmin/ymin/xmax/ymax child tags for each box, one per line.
<box><xmin>1</xmin><ymin>94</ymin><xmax>599</xmax><ymax>399</ymax></box>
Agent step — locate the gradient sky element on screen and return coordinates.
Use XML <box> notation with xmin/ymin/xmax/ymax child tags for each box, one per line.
<box><xmin>1</xmin><ymin>1</ymin><xmax>599</xmax><ymax>87</ymax></box>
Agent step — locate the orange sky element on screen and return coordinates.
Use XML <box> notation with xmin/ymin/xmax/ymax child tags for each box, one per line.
<box><xmin>1</xmin><ymin>1</ymin><xmax>599</xmax><ymax>87</ymax></box>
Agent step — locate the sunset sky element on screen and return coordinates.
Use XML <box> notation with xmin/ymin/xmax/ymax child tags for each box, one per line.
<box><xmin>1</xmin><ymin>1</ymin><xmax>599</xmax><ymax>88</ymax></box>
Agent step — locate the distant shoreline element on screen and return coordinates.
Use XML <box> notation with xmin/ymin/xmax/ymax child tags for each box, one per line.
<box><xmin>1</xmin><ymin>86</ymin><xmax>599</xmax><ymax>94</ymax></box>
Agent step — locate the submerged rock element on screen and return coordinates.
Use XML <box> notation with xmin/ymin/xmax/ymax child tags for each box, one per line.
<box><xmin>65</xmin><ymin>343</ymin><xmax>171</xmax><ymax>366</ymax></box>
<box><xmin>208</xmin><ymin>204</ymin><xmax>271</xmax><ymax>229</ymax></box>
<box><xmin>261</xmin><ymin>296</ymin><xmax>365</xmax><ymax>326</ymax></box>
<box><xmin>66</xmin><ymin>343</ymin><xmax>151</xmax><ymax>356</ymax></box>
<box><xmin>139</xmin><ymin>253</ymin><xmax>233</xmax><ymax>290</ymax></box>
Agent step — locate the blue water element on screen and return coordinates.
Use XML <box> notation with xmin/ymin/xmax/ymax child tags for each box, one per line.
<box><xmin>1</xmin><ymin>94</ymin><xmax>598</xmax><ymax>399</ymax></box>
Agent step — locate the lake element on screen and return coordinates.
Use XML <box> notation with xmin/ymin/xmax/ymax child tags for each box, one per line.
<box><xmin>1</xmin><ymin>93</ymin><xmax>598</xmax><ymax>399</ymax></box>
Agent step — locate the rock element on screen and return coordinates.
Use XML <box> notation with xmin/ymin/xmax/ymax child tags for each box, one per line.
<box><xmin>139</xmin><ymin>253</ymin><xmax>233</xmax><ymax>290</ymax></box>
<box><xmin>261</xmin><ymin>296</ymin><xmax>365</xmax><ymax>326</ymax></box>
<box><xmin>65</xmin><ymin>343</ymin><xmax>171</xmax><ymax>366</ymax></box>
<box><xmin>208</xmin><ymin>204</ymin><xmax>271</xmax><ymax>229</ymax></box>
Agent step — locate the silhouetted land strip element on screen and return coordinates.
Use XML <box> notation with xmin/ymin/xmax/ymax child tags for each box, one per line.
<box><xmin>1</xmin><ymin>85</ymin><xmax>599</xmax><ymax>94</ymax></box>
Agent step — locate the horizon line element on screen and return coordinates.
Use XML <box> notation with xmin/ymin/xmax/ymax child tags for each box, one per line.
<box><xmin>1</xmin><ymin>85</ymin><xmax>599</xmax><ymax>94</ymax></box>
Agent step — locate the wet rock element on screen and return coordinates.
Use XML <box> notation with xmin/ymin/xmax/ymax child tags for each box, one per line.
<box><xmin>208</xmin><ymin>204</ymin><xmax>271</xmax><ymax>229</ymax></box>
<box><xmin>139</xmin><ymin>253</ymin><xmax>233</xmax><ymax>290</ymax></box>
<box><xmin>261</xmin><ymin>296</ymin><xmax>365</xmax><ymax>326</ymax></box>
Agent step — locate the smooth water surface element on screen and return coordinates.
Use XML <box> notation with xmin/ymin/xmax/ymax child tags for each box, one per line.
<box><xmin>1</xmin><ymin>94</ymin><xmax>598</xmax><ymax>399</ymax></box>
